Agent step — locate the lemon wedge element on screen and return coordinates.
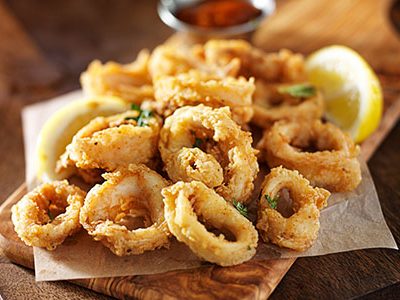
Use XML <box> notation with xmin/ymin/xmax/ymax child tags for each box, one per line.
<box><xmin>306</xmin><ymin>45</ymin><xmax>383</xmax><ymax>143</ymax></box>
<box><xmin>37</xmin><ymin>96</ymin><xmax>129</xmax><ymax>182</ymax></box>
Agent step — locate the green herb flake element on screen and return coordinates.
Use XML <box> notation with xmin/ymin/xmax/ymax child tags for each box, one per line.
<box><xmin>233</xmin><ymin>200</ymin><xmax>248</xmax><ymax>218</ymax></box>
<box><xmin>48</xmin><ymin>210</ymin><xmax>56</xmax><ymax>221</ymax></box>
<box><xmin>193</xmin><ymin>137</ymin><xmax>203</xmax><ymax>148</ymax></box>
<box><xmin>126</xmin><ymin>106</ymin><xmax>153</xmax><ymax>127</ymax></box>
<box><xmin>247</xmin><ymin>245</ymin><xmax>252</xmax><ymax>250</ymax></box>
<box><xmin>124</xmin><ymin>116</ymin><xmax>137</xmax><ymax>121</ymax></box>
<box><xmin>264</xmin><ymin>194</ymin><xmax>279</xmax><ymax>209</ymax></box>
<box><xmin>141</xmin><ymin>110</ymin><xmax>153</xmax><ymax>118</ymax></box>
<box><xmin>130</xmin><ymin>103</ymin><xmax>141</xmax><ymax>111</ymax></box>
<box><xmin>278</xmin><ymin>84</ymin><xmax>316</xmax><ymax>98</ymax></box>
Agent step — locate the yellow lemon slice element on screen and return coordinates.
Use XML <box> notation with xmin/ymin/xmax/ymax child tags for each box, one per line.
<box><xmin>306</xmin><ymin>45</ymin><xmax>383</xmax><ymax>143</ymax></box>
<box><xmin>37</xmin><ymin>96</ymin><xmax>129</xmax><ymax>182</ymax></box>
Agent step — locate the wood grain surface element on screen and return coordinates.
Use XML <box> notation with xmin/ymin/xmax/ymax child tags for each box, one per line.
<box><xmin>0</xmin><ymin>0</ymin><xmax>399</xmax><ymax>299</ymax></box>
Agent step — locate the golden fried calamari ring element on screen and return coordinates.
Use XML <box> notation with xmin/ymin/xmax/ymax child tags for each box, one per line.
<box><xmin>11</xmin><ymin>180</ymin><xmax>86</xmax><ymax>250</ymax></box>
<box><xmin>57</xmin><ymin>110</ymin><xmax>161</xmax><ymax>175</ymax></box>
<box><xmin>167</xmin><ymin>147</ymin><xmax>224</xmax><ymax>188</ymax></box>
<box><xmin>159</xmin><ymin>105</ymin><xmax>259</xmax><ymax>203</ymax></box>
<box><xmin>149</xmin><ymin>44</ymin><xmax>199</xmax><ymax>81</ymax></box>
<box><xmin>154</xmin><ymin>71</ymin><xmax>255</xmax><ymax>125</ymax></box>
<box><xmin>162</xmin><ymin>181</ymin><xmax>258</xmax><ymax>266</ymax></box>
<box><xmin>258</xmin><ymin>120</ymin><xmax>361</xmax><ymax>192</ymax></box>
<box><xmin>252</xmin><ymin>81</ymin><xmax>324</xmax><ymax>128</ymax></box>
<box><xmin>204</xmin><ymin>39</ymin><xmax>306</xmax><ymax>82</ymax></box>
<box><xmin>256</xmin><ymin>167</ymin><xmax>330</xmax><ymax>251</ymax></box>
<box><xmin>80</xmin><ymin>50</ymin><xmax>154</xmax><ymax>104</ymax></box>
<box><xmin>148</xmin><ymin>44</ymin><xmax>239</xmax><ymax>82</ymax></box>
<box><xmin>80</xmin><ymin>164</ymin><xmax>170</xmax><ymax>256</ymax></box>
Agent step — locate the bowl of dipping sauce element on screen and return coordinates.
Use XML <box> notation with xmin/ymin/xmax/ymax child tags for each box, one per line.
<box><xmin>158</xmin><ymin>0</ymin><xmax>276</xmax><ymax>36</ymax></box>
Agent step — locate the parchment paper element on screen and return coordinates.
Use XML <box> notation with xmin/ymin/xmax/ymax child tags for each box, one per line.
<box><xmin>22</xmin><ymin>91</ymin><xmax>397</xmax><ymax>281</ymax></box>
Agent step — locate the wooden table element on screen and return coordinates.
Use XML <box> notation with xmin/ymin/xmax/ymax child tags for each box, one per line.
<box><xmin>0</xmin><ymin>0</ymin><xmax>399</xmax><ymax>299</ymax></box>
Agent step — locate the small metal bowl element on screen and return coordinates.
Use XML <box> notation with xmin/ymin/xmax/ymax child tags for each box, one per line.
<box><xmin>158</xmin><ymin>0</ymin><xmax>276</xmax><ymax>37</ymax></box>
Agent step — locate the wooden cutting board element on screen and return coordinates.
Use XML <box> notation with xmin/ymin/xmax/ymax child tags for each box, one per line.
<box><xmin>1</xmin><ymin>0</ymin><xmax>400</xmax><ymax>299</ymax></box>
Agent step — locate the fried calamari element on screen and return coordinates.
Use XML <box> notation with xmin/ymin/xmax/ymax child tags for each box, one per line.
<box><xmin>80</xmin><ymin>164</ymin><xmax>170</xmax><ymax>256</ymax></box>
<box><xmin>81</xmin><ymin>50</ymin><xmax>153</xmax><ymax>104</ymax></box>
<box><xmin>159</xmin><ymin>105</ymin><xmax>259</xmax><ymax>203</ymax></box>
<box><xmin>154</xmin><ymin>71</ymin><xmax>255</xmax><ymax>125</ymax></box>
<box><xmin>252</xmin><ymin>81</ymin><xmax>324</xmax><ymax>128</ymax></box>
<box><xmin>257</xmin><ymin>167</ymin><xmax>330</xmax><ymax>251</ymax></box>
<box><xmin>11</xmin><ymin>180</ymin><xmax>85</xmax><ymax>250</ymax></box>
<box><xmin>204</xmin><ymin>39</ymin><xmax>305</xmax><ymax>82</ymax></box>
<box><xmin>57</xmin><ymin>109</ymin><xmax>160</xmax><ymax>180</ymax></box>
<box><xmin>258</xmin><ymin>120</ymin><xmax>361</xmax><ymax>192</ymax></box>
<box><xmin>162</xmin><ymin>181</ymin><xmax>258</xmax><ymax>266</ymax></box>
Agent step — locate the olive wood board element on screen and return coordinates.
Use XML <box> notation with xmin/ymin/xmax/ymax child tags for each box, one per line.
<box><xmin>1</xmin><ymin>0</ymin><xmax>400</xmax><ymax>298</ymax></box>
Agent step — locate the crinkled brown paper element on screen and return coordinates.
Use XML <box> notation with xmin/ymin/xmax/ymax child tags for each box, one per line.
<box><xmin>21</xmin><ymin>91</ymin><xmax>397</xmax><ymax>281</ymax></box>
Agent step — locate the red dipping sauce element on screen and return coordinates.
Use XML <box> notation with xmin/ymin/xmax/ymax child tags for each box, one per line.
<box><xmin>175</xmin><ymin>0</ymin><xmax>262</xmax><ymax>28</ymax></box>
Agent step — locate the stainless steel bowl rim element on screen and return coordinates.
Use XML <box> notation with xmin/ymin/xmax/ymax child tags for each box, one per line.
<box><xmin>158</xmin><ymin>0</ymin><xmax>276</xmax><ymax>36</ymax></box>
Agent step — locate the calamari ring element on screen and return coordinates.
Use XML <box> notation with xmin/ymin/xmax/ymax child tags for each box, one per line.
<box><xmin>256</xmin><ymin>166</ymin><xmax>330</xmax><ymax>251</ymax></box>
<box><xmin>153</xmin><ymin>71</ymin><xmax>255</xmax><ymax>125</ymax></box>
<box><xmin>149</xmin><ymin>44</ymin><xmax>200</xmax><ymax>81</ymax></box>
<box><xmin>167</xmin><ymin>147</ymin><xmax>224</xmax><ymax>188</ymax></box>
<box><xmin>252</xmin><ymin>81</ymin><xmax>324</xmax><ymax>128</ymax></box>
<box><xmin>148</xmin><ymin>44</ymin><xmax>239</xmax><ymax>82</ymax></box>
<box><xmin>80</xmin><ymin>164</ymin><xmax>170</xmax><ymax>256</ymax></box>
<box><xmin>162</xmin><ymin>181</ymin><xmax>258</xmax><ymax>266</ymax></box>
<box><xmin>258</xmin><ymin>120</ymin><xmax>361</xmax><ymax>192</ymax></box>
<box><xmin>57</xmin><ymin>110</ymin><xmax>161</xmax><ymax>175</ymax></box>
<box><xmin>204</xmin><ymin>39</ymin><xmax>306</xmax><ymax>82</ymax></box>
<box><xmin>159</xmin><ymin>105</ymin><xmax>259</xmax><ymax>203</ymax></box>
<box><xmin>11</xmin><ymin>180</ymin><xmax>86</xmax><ymax>250</ymax></box>
<box><xmin>80</xmin><ymin>50</ymin><xmax>154</xmax><ymax>104</ymax></box>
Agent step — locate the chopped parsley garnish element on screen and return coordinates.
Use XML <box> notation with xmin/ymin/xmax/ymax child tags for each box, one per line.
<box><xmin>233</xmin><ymin>200</ymin><xmax>248</xmax><ymax>218</ymax></box>
<box><xmin>131</xmin><ymin>103</ymin><xmax>141</xmax><ymax>111</ymax></box>
<box><xmin>278</xmin><ymin>84</ymin><xmax>316</xmax><ymax>98</ymax></box>
<box><xmin>264</xmin><ymin>194</ymin><xmax>279</xmax><ymax>209</ymax></box>
<box><xmin>125</xmin><ymin>104</ymin><xmax>153</xmax><ymax>127</ymax></box>
<box><xmin>193</xmin><ymin>137</ymin><xmax>203</xmax><ymax>148</ymax></box>
<box><xmin>48</xmin><ymin>210</ymin><xmax>55</xmax><ymax>221</ymax></box>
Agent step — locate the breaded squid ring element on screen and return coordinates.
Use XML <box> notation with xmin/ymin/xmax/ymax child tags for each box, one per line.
<box><xmin>154</xmin><ymin>71</ymin><xmax>255</xmax><ymax>125</ymax></box>
<box><xmin>252</xmin><ymin>81</ymin><xmax>324</xmax><ymax>128</ymax></box>
<box><xmin>162</xmin><ymin>181</ymin><xmax>258</xmax><ymax>266</ymax></box>
<box><xmin>57</xmin><ymin>110</ymin><xmax>161</xmax><ymax>176</ymax></box>
<box><xmin>258</xmin><ymin>120</ymin><xmax>361</xmax><ymax>192</ymax></box>
<box><xmin>149</xmin><ymin>44</ymin><xmax>200</xmax><ymax>81</ymax></box>
<box><xmin>204</xmin><ymin>39</ymin><xmax>305</xmax><ymax>82</ymax></box>
<box><xmin>257</xmin><ymin>167</ymin><xmax>330</xmax><ymax>251</ymax></box>
<box><xmin>80</xmin><ymin>50</ymin><xmax>154</xmax><ymax>104</ymax></box>
<box><xmin>159</xmin><ymin>105</ymin><xmax>259</xmax><ymax>203</ymax></box>
<box><xmin>11</xmin><ymin>180</ymin><xmax>86</xmax><ymax>250</ymax></box>
<box><xmin>148</xmin><ymin>44</ymin><xmax>239</xmax><ymax>82</ymax></box>
<box><xmin>80</xmin><ymin>164</ymin><xmax>170</xmax><ymax>256</ymax></box>
<box><xmin>167</xmin><ymin>147</ymin><xmax>224</xmax><ymax>188</ymax></box>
